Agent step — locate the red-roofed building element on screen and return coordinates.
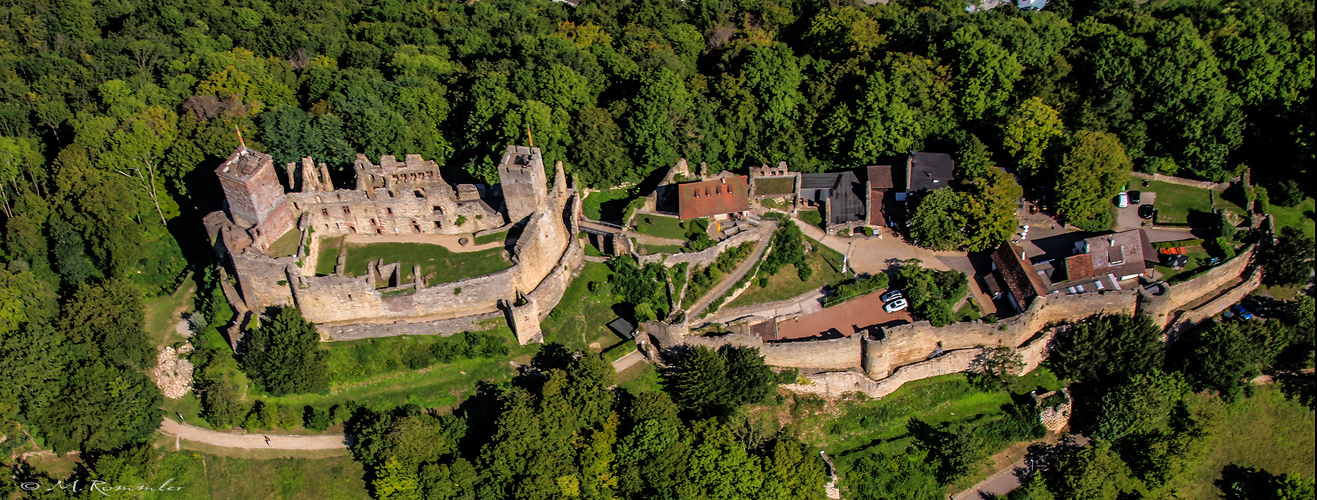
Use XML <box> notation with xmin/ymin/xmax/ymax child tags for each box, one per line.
<box><xmin>677</xmin><ymin>176</ymin><xmax>751</xmax><ymax>219</ymax></box>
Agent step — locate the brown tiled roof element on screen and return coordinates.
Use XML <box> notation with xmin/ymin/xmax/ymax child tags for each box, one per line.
<box><xmin>1065</xmin><ymin>254</ymin><xmax>1094</xmax><ymax>282</ymax></box>
<box><xmin>867</xmin><ymin>165</ymin><xmax>895</xmax><ymax>189</ymax></box>
<box><xmin>677</xmin><ymin>176</ymin><xmax>751</xmax><ymax>219</ymax></box>
<box><xmin>1081</xmin><ymin>229</ymin><xmax>1156</xmax><ymax>279</ymax></box>
<box><xmin>991</xmin><ymin>242</ymin><xmax>1049</xmax><ymax>308</ymax></box>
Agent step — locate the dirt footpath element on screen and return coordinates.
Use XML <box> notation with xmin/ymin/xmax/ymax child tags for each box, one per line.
<box><xmin>159</xmin><ymin>418</ymin><xmax>347</xmax><ymax>450</ymax></box>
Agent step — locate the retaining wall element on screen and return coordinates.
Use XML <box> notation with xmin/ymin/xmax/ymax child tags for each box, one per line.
<box><xmin>1131</xmin><ymin>171</ymin><xmax>1232</xmax><ymax>191</ymax></box>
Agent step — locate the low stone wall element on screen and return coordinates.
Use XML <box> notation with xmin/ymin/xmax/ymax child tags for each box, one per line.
<box><xmin>863</xmin><ymin>290</ymin><xmax>1138</xmax><ymax>378</ymax></box>
<box><xmin>1131</xmin><ymin>171</ymin><xmax>1232</xmax><ymax>191</ymax></box>
<box><xmin>1144</xmin><ymin>245</ymin><xmax>1254</xmax><ymax>328</ymax></box>
<box><xmin>320</xmin><ymin>311</ymin><xmax>503</xmax><ymax>341</ymax></box>
<box><xmin>763</xmin><ymin>336</ymin><xmax>862</xmax><ymax>369</ymax></box>
<box><xmin>1165</xmin><ymin>267</ymin><xmax>1263</xmax><ymax>341</ymax></box>
<box><xmin>638</xmin><ymin>224</ymin><xmax>768</xmax><ymax>268</ymax></box>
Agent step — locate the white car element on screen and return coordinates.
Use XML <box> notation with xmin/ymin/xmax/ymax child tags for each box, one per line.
<box><xmin>1116</xmin><ymin>192</ymin><xmax>1129</xmax><ymax>208</ymax></box>
<box><xmin>884</xmin><ymin>298</ymin><xmax>908</xmax><ymax>313</ymax></box>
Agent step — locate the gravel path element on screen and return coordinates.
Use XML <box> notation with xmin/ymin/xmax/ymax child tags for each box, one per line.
<box><xmin>159</xmin><ymin>418</ymin><xmax>348</xmax><ymax>450</ymax></box>
<box><xmin>685</xmin><ymin>220</ymin><xmax>777</xmax><ymax>319</ymax></box>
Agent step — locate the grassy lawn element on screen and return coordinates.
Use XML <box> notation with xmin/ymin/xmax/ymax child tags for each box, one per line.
<box><xmin>1183</xmin><ymin>385</ymin><xmax>1315</xmax><ymax>498</ymax></box>
<box><xmin>267</xmin><ymin>228</ymin><xmax>303</xmax><ymax>258</ymax></box>
<box><xmin>754</xmin><ymin>177</ymin><xmax>796</xmax><ymax>196</ymax></box>
<box><xmin>1154</xmin><ymin>245</ymin><xmax>1213</xmax><ymax>283</ymax></box>
<box><xmin>633</xmin><ymin>214</ymin><xmax>690</xmax><ymax>240</ymax></box>
<box><xmin>156</xmin><ymin>450</ymin><xmax>368</xmax><ymax>499</ymax></box>
<box><xmin>474</xmin><ymin>230</ymin><xmax>507</xmax><ymax>245</ymax></box>
<box><xmin>956</xmin><ymin>299</ymin><xmax>983</xmax><ymax>321</ymax></box>
<box><xmin>800</xmin><ymin>374</ymin><xmax>1014</xmax><ymax>455</ymax></box>
<box><xmin>144</xmin><ymin>273</ymin><xmax>197</xmax><ymax>349</ymax></box>
<box><xmin>341</xmin><ymin>242</ymin><xmax>509</xmax><ymax>285</ymax></box>
<box><xmin>583</xmin><ymin>187</ymin><xmax>638</xmax><ymax>223</ymax></box>
<box><xmin>726</xmin><ymin>237</ymin><xmax>846</xmax><ymax>308</ymax></box>
<box><xmin>1267</xmin><ymin>197</ymin><xmax>1315</xmax><ymax>238</ymax></box>
<box><xmin>618</xmin><ymin>362</ymin><xmax>663</xmax><ymax>394</ymax></box>
<box><xmin>541</xmin><ymin>261</ymin><xmax>627</xmax><ymax>352</ymax></box>
<box><xmin>1138</xmin><ymin>177</ymin><xmax>1247</xmax><ymax>226</ymax></box>
<box><xmin>798</xmin><ymin>209</ymin><xmax>824</xmax><ymax>229</ymax></box>
<box><xmin>258</xmin><ymin>344</ymin><xmax>528</xmax><ymax>412</ymax></box>
<box><xmin>316</xmin><ymin>236</ymin><xmax>344</xmax><ymax>276</ymax></box>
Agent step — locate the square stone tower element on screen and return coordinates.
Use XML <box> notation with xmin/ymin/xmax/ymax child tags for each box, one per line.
<box><xmin>497</xmin><ymin>145</ymin><xmax>547</xmax><ymax>224</ymax></box>
<box><xmin>215</xmin><ymin>146</ymin><xmax>295</xmax><ymax>250</ymax></box>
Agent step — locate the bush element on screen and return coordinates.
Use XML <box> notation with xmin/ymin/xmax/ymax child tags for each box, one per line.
<box><xmin>429</xmin><ymin>331</ymin><xmax>510</xmax><ymax>363</ymax></box>
<box><xmin>1270</xmin><ymin>179</ymin><xmax>1305</xmax><ymax>207</ymax></box>
<box><xmin>304</xmin><ymin>406</ymin><xmax>332</xmax><ymax>431</ymax></box>
<box><xmin>861</xmin><ymin>226</ymin><xmax>874</xmax><ymax>236</ymax></box>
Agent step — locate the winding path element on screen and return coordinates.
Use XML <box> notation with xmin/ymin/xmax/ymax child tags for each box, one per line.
<box><xmin>685</xmin><ymin>220</ymin><xmax>778</xmax><ymax>319</ymax></box>
<box><xmin>159</xmin><ymin>418</ymin><xmax>348</xmax><ymax>450</ymax></box>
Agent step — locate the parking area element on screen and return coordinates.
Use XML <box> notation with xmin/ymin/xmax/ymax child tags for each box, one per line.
<box><xmin>773</xmin><ymin>291</ymin><xmax>911</xmax><ymax>341</ymax></box>
<box><xmin>1113</xmin><ymin>191</ymin><xmax>1157</xmax><ymax>231</ymax></box>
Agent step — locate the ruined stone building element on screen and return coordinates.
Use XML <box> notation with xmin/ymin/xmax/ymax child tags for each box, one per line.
<box><xmin>204</xmin><ymin>144</ymin><xmax>583</xmax><ymax>345</ymax></box>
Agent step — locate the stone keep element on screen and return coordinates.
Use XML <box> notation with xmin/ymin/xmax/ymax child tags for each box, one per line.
<box><xmin>215</xmin><ymin>147</ymin><xmax>295</xmax><ymax>250</ymax></box>
<box><xmin>498</xmin><ymin>145</ymin><xmax>548</xmax><ymax>224</ymax></box>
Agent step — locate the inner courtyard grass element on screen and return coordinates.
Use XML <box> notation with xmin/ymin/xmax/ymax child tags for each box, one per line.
<box><xmin>726</xmin><ymin>236</ymin><xmax>845</xmax><ymax>308</ymax></box>
<box><xmin>340</xmin><ymin>241</ymin><xmax>510</xmax><ymax>284</ymax></box>
<box><xmin>632</xmin><ymin>214</ymin><xmax>691</xmax><ymax>240</ymax></box>
<box><xmin>266</xmin><ymin>228</ymin><xmax>303</xmax><ymax>257</ymax></box>
<box><xmin>315</xmin><ymin>236</ymin><xmax>344</xmax><ymax>275</ymax></box>
<box><xmin>753</xmin><ymin>176</ymin><xmax>796</xmax><ymax>196</ymax></box>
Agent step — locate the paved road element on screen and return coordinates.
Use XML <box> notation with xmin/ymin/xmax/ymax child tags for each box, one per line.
<box><xmin>953</xmin><ymin>434</ymin><xmax>1091</xmax><ymax>500</ymax></box>
<box><xmin>159</xmin><ymin>418</ymin><xmax>348</xmax><ymax>450</ymax></box>
<box><xmin>686</xmin><ymin>220</ymin><xmax>777</xmax><ymax>318</ymax></box>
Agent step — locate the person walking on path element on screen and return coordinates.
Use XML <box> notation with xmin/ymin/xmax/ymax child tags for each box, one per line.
<box><xmin>264</xmin><ymin>436</ymin><xmax>271</xmax><ymax>446</ymax></box>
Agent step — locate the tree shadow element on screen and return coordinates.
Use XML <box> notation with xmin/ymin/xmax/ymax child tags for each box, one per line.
<box><xmin>1216</xmin><ymin>464</ymin><xmax>1285</xmax><ymax>500</ymax></box>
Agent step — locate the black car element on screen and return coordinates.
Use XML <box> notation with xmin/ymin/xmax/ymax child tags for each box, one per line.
<box><xmin>1128</xmin><ymin>191</ymin><xmax>1142</xmax><ymax>204</ymax></box>
<box><xmin>1138</xmin><ymin>204</ymin><xmax>1156</xmax><ymax>220</ymax></box>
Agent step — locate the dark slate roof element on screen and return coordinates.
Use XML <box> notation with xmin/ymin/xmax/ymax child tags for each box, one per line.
<box><xmin>991</xmin><ymin>242</ymin><xmax>1049</xmax><ymax>309</ymax></box>
<box><xmin>607</xmin><ymin>317</ymin><xmax>636</xmax><ymax>339</ymax></box>
<box><xmin>830</xmin><ymin>171</ymin><xmax>865</xmax><ymax>225</ymax></box>
<box><xmin>677</xmin><ymin>176</ymin><xmax>751</xmax><ymax>219</ymax></box>
<box><xmin>800</xmin><ymin>172</ymin><xmax>865</xmax><ymax>225</ymax></box>
<box><xmin>800</xmin><ymin>173</ymin><xmax>844</xmax><ymax>190</ymax></box>
<box><xmin>908</xmin><ymin>152</ymin><xmax>955</xmax><ymax>191</ymax></box>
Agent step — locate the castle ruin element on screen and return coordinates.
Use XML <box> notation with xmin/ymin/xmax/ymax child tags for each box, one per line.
<box><xmin>204</xmin><ymin>144</ymin><xmax>583</xmax><ymax>345</ymax></box>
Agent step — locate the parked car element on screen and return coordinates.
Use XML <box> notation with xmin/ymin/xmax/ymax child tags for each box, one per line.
<box><xmin>1231</xmin><ymin>305</ymin><xmax>1254</xmax><ymax>320</ymax></box>
<box><xmin>1138</xmin><ymin>204</ymin><xmax>1156</xmax><ymax>220</ymax></box>
<box><xmin>880</xmin><ymin>290</ymin><xmax>904</xmax><ymax>302</ymax></box>
<box><xmin>884</xmin><ymin>298</ymin><xmax>909</xmax><ymax>313</ymax></box>
<box><xmin>1116</xmin><ymin>192</ymin><xmax>1129</xmax><ymax>208</ymax></box>
<box><xmin>1128</xmin><ymin>191</ymin><xmax>1142</xmax><ymax>204</ymax></box>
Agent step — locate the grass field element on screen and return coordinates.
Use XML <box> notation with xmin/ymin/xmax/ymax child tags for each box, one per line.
<box><xmin>632</xmin><ymin>214</ymin><xmax>689</xmax><ymax>240</ymax></box>
<box><xmin>474</xmin><ymin>230</ymin><xmax>507</xmax><ymax>245</ymax></box>
<box><xmin>258</xmin><ymin>341</ymin><xmax>527</xmax><ymax>412</ymax></box>
<box><xmin>144</xmin><ymin>273</ymin><xmax>197</xmax><ymax>349</ymax></box>
<box><xmin>726</xmin><ymin>237</ymin><xmax>846</xmax><ymax>308</ymax></box>
<box><xmin>618</xmin><ymin>362</ymin><xmax>663</xmax><ymax>394</ymax></box>
<box><xmin>341</xmin><ymin>242</ymin><xmax>509</xmax><ymax>285</ymax></box>
<box><xmin>1154</xmin><ymin>245</ymin><xmax>1212</xmax><ymax>283</ymax></box>
<box><xmin>583</xmin><ymin>187</ymin><xmax>638</xmax><ymax>223</ymax></box>
<box><xmin>267</xmin><ymin>228</ymin><xmax>303</xmax><ymax>258</ymax></box>
<box><xmin>754</xmin><ymin>177</ymin><xmax>796</xmax><ymax>196</ymax></box>
<box><xmin>798</xmin><ymin>209</ymin><xmax>824</xmax><ymax>229</ymax></box>
<box><xmin>1183</xmin><ymin>385</ymin><xmax>1315</xmax><ymax>498</ymax></box>
<box><xmin>1138</xmin><ymin>178</ymin><xmax>1247</xmax><ymax>226</ymax></box>
<box><xmin>316</xmin><ymin>236</ymin><xmax>344</xmax><ymax>275</ymax></box>
<box><xmin>1267</xmin><ymin>197</ymin><xmax>1315</xmax><ymax>238</ymax></box>
<box><xmin>540</xmin><ymin>261</ymin><xmax>626</xmax><ymax>352</ymax></box>
<box><xmin>153</xmin><ymin>449</ymin><xmax>368</xmax><ymax>499</ymax></box>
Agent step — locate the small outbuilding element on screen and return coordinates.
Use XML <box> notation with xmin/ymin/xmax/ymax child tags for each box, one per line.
<box><xmin>607</xmin><ymin>317</ymin><xmax>637</xmax><ymax>340</ymax></box>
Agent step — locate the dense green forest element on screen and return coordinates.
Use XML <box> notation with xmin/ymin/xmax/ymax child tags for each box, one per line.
<box><xmin>0</xmin><ymin>0</ymin><xmax>1313</xmax><ymax>497</ymax></box>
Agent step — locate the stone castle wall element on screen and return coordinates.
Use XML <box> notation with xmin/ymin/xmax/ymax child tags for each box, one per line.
<box><xmin>638</xmin><ymin>223</ymin><xmax>767</xmax><ymax>268</ymax></box>
<box><xmin>1143</xmin><ymin>245</ymin><xmax>1255</xmax><ymax>328</ymax></box>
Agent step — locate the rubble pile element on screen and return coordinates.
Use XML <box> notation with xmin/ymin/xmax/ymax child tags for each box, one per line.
<box><xmin>152</xmin><ymin>344</ymin><xmax>195</xmax><ymax>399</ymax></box>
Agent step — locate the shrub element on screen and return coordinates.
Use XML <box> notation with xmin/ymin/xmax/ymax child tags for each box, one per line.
<box><xmin>861</xmin><ymin>226</ymin><xmax>874</xmax><ymax>236</ymax></box>
<box><xmin>455</xmin><ymin>215</ymin><xmax>467</xmax><ymax>226</ymax></box>
<box><xmin>304</xmin><ymin>406</ymin><xmax>332</xmax><ymax>431</ymax></box>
